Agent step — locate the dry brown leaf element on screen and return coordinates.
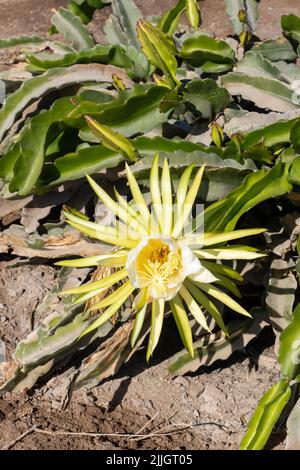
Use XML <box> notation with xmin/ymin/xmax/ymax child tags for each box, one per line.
<box><xmin>0</xmin><ymin>232</ymin><xmax>109</xmax><ymax>259</ymax></box>
<box><xmin>44</xmin><ymin>233</ymin><xmax>82</xmax><ymax>247</ymax></box>
<box><xmin>0</xmin><ymin>196</ymin><xmax>33</xmax><ymax>219</ymax></box>
<box><xmin>86</xmin><ymin>266</ymin><xmax>115</xmax><ymax>315</ymax></box>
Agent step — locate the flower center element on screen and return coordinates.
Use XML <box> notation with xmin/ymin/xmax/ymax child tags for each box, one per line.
<box><xmin>126</xmin><ymin>237</ymin><xmax>187</xmax><ymax>300</ymax></box>
<box><xmin>140</xmin><ymin>243</ymin><xmax>182</xmax><ymax>286</ymax></box>
<box><xmin>126</xmin><ymin>236</ymin><xmax>207</xmax><ymax>301</ymax></box>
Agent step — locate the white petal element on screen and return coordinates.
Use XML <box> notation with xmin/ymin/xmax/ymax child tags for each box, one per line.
<box><xmin>190</xmin><ymin>266</ymin><xmax>218</xmax><ymax>283</ymax></box>
<box><xmin>179</xmin><ymin>241</ymin><xmax>218</xmax><ymax>283</ymax></box>
<box><xmin>126</xmin><ymin>238</ymin><xmax>149</xmax><ymax>287</ymax></box>
<box><xmin>125</xmin><ymin>236</ymin><xmax>217</xmax><ymax>300</ymax></box>
<box><xmin>150</xmin><ymin>282</ymin><xmax>181</xmax><ymax>301</ymax></box>
<box><xmin>179</xmin><ymin>241</ymin><xmax>202</xmax><ymax>277</ymax></box>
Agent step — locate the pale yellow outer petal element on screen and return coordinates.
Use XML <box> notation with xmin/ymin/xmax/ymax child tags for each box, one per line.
<box><xmin>161</xmin><ymin>159</ymin><xmax>173</xmax><ymax>236</ymax></box>
<box><xmin>125</xmin><ymin>163</ymin><xmax>151</xmax><ymax>229</ymax></box>
<box><xmin>150</xmin><ymin>153</ymin><xmax>163</xmax><ymax>232</ymax></box>
<box><xmin>86</xmin><ymin>174</ymin><xmax>147</xmax><ymax>236</ymax></box>
<box><xmin>179</xmin><ymin>285</ymin><xmax>211</xmax><ymax>332</ymax></box>
<box><xmin>90</xmin><ymin>281</ymin><xmax>134</xmax><ymax>310</ymax></box>
<box><xmin>146</xmin><ymin>299</ymin><xmax>165</xmax><ymax>360</ymax></box>
<box><xmin>172</xmin><ymin>164</ymin><xmax>194</xmax><ymax>237</ymax></box>
<box><xmin>81</xmin><ymin>288</ymin><xmax>133</xmax><ymax>337</ymax></box>
<box><xmin>172</xmin><ymin>166</ymin><xmax>205</xmax><ymax>238</ymax></box>
<box><xmin>61</xmin><ymin>268</ymin><xmax>128</xmax><ymax>295</ymax></box>
<box><xmin>194</xmin><ymin>248</ymin><xmax>266</xmax><ymax>260</ymax></box>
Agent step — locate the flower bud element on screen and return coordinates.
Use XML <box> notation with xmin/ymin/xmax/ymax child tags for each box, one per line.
<box><xmin>238</xmin><ymin>9</ymin><xmax>247</xmax><ymax>23</ymax></box>
<box><xmin>187</xmin><ymin>0</ymin><xmax>201</xmax><ymax>29</ymax></box>
<box><xmin>85</xmin><ymin>116</ymin><xmax>139</xmax><ymax>162</ymax></box>
<box><xmin>239</xmin><ymin>29</ymin><xmax>251</xmax><ymax>47</ymax></box>
<box><xmin>137</xmin><ymin>19</ymin><xmax>179</xmax><ymax>88</ymax></box>
<box><xmin>210</xmin><ymin>122</ymin><xmax>224</xmax><ymax>148</ymax></box>
<box><xmin>112</xmin><ymin>73</ymin><xmax>126</xmax><ymax>92</ymax></box>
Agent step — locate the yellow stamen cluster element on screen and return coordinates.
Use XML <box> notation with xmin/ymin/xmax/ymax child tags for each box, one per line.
<box><xmin>137</xmin><ymin>240</ymin><xmax>181</xmax><ymax>283</ymax></box>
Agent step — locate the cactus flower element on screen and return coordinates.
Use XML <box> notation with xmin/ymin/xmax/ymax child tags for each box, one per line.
<box><xmin>57</xmin><ymin>155</ymin><xmax>265</xmax><ymax>359</ymax></box>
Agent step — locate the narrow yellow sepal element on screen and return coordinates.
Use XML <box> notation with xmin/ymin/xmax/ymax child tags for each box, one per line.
<box><xmin>55</xmin><ymin>252</ymin><xmax>128</xmax><ymax>268</ymax></box>
<box><xmin>170</xmin><ymin>295</ymin><xmax>194</xmax><ymax>357</ymax></box>
<box><xmin>172</xmin><ymin>165</ymin><xmax>205</xmax><ymax>238</ymax></box>
<box><xmin>146</xmin><ymin>299</ymin><xmax>165</xmax><ymax>361</ymax></box>
<box><xmin>86</xmin><ymin>174</ymin><xmax>148</xmax><ymax>236</ymax></box>
<box><xmin>161</xmin><ymin>159</ymin><xmax>173</xmax><ymax>236</ymax></box>
<box><xmin>60</xmin><ymin>268</ymin><xmax>128</xmax><ymax>296</ymax></box>
<box><xmin>194</xmin><ymin>282</ymin><xmax>252</xmax><ymax>318</ymax></box>
<box><xmin>114</xmin><ymin>189</ymin><xmax>148</xmax><ymax>233</ymax></box>
<box><xmin>202</xmin><ymin>228</ymin><xmax>266</xmax><ymax>247</ymax></box>
<box><xmin>80</xmin><ymin>289</ymin><xmax>132</xmax><ymax>337</ymax></box>
<box><xmin>131</xmin><ymin>304</ymin><xmax>147</xmax><ymax>348</ymax></box>
<box><xmin>125</xmin><ymin>162</ymin><xmax>151</xmax><ymax>229</ymax></box>
<box><xmin>179</xmin><ymin>285</ymin><xmax>211</xmax><ymax>332</ymax></box>
<box><xmin>66</xmin><ymin>220</ymin><xmax>137</xmax><ymax>249</ymax></box>
<box><xmin>133</xmin><ymin>288</ymin><xmax>149</xmax><ymax>311</ymax></box>
<box><xmin>172</xmin><ymin>164</ymin><xmax>194</xmax><ymax>237</ymax></box>
<box><xmin>195</xmin><ymin>248</ymin><xmax>266</xmax><ymax>260</ymax></box>
<box><xmin>90</xmin><ymin>281</ymin><xmax>134</xmax><ymax>311</ymax></box>
<box><xmin>150</xmin><ymin>153</ymin><xmax>163</xmax><ymax>231</ymax></box>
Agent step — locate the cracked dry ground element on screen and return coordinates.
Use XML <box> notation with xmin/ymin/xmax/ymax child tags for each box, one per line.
<box><xmin>0</xmin><ymin>265</ymin><xmax>282</xmax><ymax>450</ymax></box>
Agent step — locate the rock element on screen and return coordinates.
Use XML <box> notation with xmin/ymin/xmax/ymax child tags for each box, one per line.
<box><xmin>188</xmin><ymin>382</ymin><xmax>205</xmax><ymax>398</ymax></box>
<box><xmin>174</xmin><ymin>376</ymin><xmax>190</xmax><ymax>388</ymax></box>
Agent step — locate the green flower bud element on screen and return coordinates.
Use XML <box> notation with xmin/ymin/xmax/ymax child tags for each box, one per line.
<box><xmin>187</xmin><ymin>0</ymin><xmax>201</xmax><ymax>29</ymax></box>
<box><xmin>210</xmin><ymin>122</ymin><xmax>224</xmax><ymax>148</ymax></box>
<box><xmin>112</xmin><ymin>73</ymin><xmax>126</xmax><ymax>92</ymax></box>
<box><xmin>238</xmin><ymin>9</ymin><xmax>247</xmax><ymax>23</ymax></box>
<box><xmin>85</xmin><ymin>116</ymin><xmax>139</xmax><ymax>162</ymax></box>
<box><xmin>137</xmin><ymin>19</ymin><xmax>180</xmax><ymax>88</ymax></box>
<box><xmin>239</xmin><ymin>29</ymin><xmax>251</xmax><ymax>47</ymax></box>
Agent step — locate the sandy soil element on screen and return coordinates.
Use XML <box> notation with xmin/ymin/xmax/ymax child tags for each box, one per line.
<box><xmin>0</xmin><ymin>0</ymin><xmax>298</xmax><ymax>452</ymax></box>
<box><xmin>0</xmin><ymin>264</ymin><xmax>282</xmax><ymax>450</ymax></box>
<box><xmin>0</xmin><ymin>0</ymin><xmax>299</xmax><ymax>41</ymax></box>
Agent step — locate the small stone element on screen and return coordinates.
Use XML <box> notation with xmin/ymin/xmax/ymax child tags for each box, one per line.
<box><xmin>51</xmin><ymin>400</ymin><xmax>61</xmax><ymax>410</ymax></box>
<box><xmin>174</xmin><ymin>376</ymin><xmax>190</xmax><ymax>387</ymax></box>
<box><xmin>188</xmin><ymin>382</ymin><xmax>205</xmax><ymax>398</ymax></box>
<box><xmin>145</xmin><ymin>399</ymin><xmax>155</xmax><ymax>410</ymax></box>
<box><xmin>130</xmin><ymin>397</ymin><xmax>143</xmax><ymax>408</ymax></box>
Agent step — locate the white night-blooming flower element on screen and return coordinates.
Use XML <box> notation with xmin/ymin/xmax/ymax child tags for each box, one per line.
<box><xmin>58</xmin><ymin>154</ymin><xmax>265</xmax><ymax>359</ymax></box>
<box><xmin>126</xmin><ymin>235</ymin><xmax>218</xmax><ymax>301</ymax></box>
